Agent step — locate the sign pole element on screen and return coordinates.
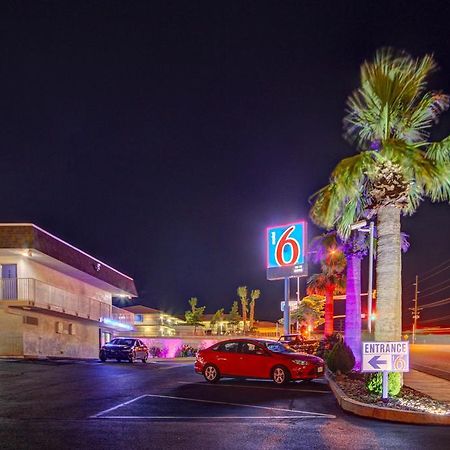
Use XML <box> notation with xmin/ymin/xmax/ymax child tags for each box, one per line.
<box><xmin>296</xmin><ymin>277</ymin><xmax>300</xmax><ymax>333</ymax></box>
<box><xmin>284</xmin><ymin>278</ymin><xmax>290</xmax><ymax>335</ymax></box>
<box><xmin>382</xmin><ymin>371</ymin><xmax>389</xmax><ymax>402</ymax></box>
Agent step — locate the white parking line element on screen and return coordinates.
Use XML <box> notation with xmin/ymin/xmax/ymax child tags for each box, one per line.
<box><xmin>144</xmin><ymin>394</ymin><xmax>335</xmax><ymax>417</ymax></box>
<box><xmin>176</xmin><ymin>381</ymin><xmax>330</xmax><ymax>394</ymax></box>
<box><xmin>95</xmin><ymin>415</ymin><xmax>330</xmax><ymax>420</ymax></box>
<box><xmin>91</xmin><ymin>394</ymin><xmax>336</xmax><ymax>420</ymax></box>
<box><xmin>90</xmin><ymin>395</ymin><xmax>148</xmax><ymax>418</ymax></box>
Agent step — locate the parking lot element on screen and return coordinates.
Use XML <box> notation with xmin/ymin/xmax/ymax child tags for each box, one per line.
<box><xmin>0</xmin><ymin>359</ymin><xmax>449</xmax><ymax>449</ymax></box>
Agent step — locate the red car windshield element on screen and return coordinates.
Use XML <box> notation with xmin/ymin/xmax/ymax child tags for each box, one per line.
<box><xmin>264</xmin><ymin>342</ymin><xmax>295</xmax><ymax>353</ymax></box>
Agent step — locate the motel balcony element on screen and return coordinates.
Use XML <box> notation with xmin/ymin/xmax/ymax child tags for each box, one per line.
<box><xmin>0</xmin><ymin>278</ymin><xmax>134</xmax><ymax>331</ymax></box>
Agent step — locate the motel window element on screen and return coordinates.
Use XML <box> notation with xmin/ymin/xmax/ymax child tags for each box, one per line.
<box><xmin>135</xmin><ymin>314</ymin><xmax>144</xmax><ymax>323</ymax></box>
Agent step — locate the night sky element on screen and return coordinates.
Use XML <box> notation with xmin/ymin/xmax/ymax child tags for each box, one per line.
<box><xmin>1</xmin><ymin>1</ymin><xmax>449</xmax><ymax>327</ymax></box>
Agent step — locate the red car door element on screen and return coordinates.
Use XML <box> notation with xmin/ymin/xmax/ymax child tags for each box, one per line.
<box><xmin>211</xmin><ymin>341</ymin><xmax>241</xmax><ymax>376</ymax></box>
<box><xmin>238</xmin><ymin>342</ymin><xmax>274</xmax><ymax>379</ymax></box>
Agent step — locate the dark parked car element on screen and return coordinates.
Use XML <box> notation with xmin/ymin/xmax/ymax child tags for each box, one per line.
<box><xmin>278</xmin><ymin>334</ymin><xmax>319</xmax><ymax>355</ymax></box>
<box><xmin>99</xmin><ymin>338</ymin><xmax>149</xmax><ymax>363</ymax></box>
<box><xmin>195</xmin><ymin>338</ymin><xmax>324</xmax><ymax>385</ymax></box>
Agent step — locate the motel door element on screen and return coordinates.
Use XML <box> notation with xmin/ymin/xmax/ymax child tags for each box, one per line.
<box><xmin>1</xmin><ymin>264</ymin><xmax>17</xmax><ymax>299</ymax></box>
<box><xmin>99</xmin><ymin>329</ymin><xmax>112</xmax><ymax>347</ymax></box>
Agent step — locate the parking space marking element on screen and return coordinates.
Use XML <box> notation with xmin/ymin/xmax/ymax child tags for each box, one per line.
<box><xmin>176</xmin><ymin>381</ymin><xmax>330</xmax><ymax>394</ymax></box>
<box><xmin>91</xmin><ymin>393</ymin><xmax>335</xmax><ymax>420</ymax></box>
<box><xmin>95</xmin><ymin>415</ymin><xmax>331</xmax><ymax>420</ymax></box>
<box><xmin>90</xmin><ymin>395</ymin><xmax>148</xmax><ymax>418</ymax></box>
<box><xmin>145</xmin><ymin>394</ymin><xmax>335</xmax><ymax>417</ymax></box>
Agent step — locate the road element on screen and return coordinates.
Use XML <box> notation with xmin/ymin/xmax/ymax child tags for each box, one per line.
<box><xmin>411</xmin><ymin>344</ymin><xmax>450</xmax><ymax>380</ymax></box>
<box><xmin>0</xmin><ymin>359</ymin><xmax>449</xmax><ymax>450</ymax></box>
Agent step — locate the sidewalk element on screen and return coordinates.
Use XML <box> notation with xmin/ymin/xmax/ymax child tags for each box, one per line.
<box><xmin>404</xmin><ymin>369</ymin><xmax>450</xmax><ymax>403</ymax></box>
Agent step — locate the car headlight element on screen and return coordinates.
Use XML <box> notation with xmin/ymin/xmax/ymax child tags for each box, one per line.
<box><xmin>292</xmin><ymin>359</ymin><xmax>309</xmax><ymax>366</ymax></box>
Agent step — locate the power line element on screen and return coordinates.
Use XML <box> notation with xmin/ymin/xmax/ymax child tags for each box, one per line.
<box><xmin>419</xmin><ymin>278</ymin><xmax>450</xmax><ymax>294</ymax></box>
<box><xmin>421</xmin><ymin>257</ymin><xmax>450</xmax><ymax>278</ymax></box>
<box><xmin>420</xmin><ymin>297</ymin><xmax>450</xmax><ymax>309</ymax></box>
<box><xmin>420</xmin><ymin>314</ymin><xmax>450</xmax><ymax>324</ymax></box>
<box><xmin>420</xmin><ymin>265</ymin><xmax>450</xmax><ymax>283</ymax></box>
<box><xmin>420</xmin><ymin>284</ymin><xmax>450</xmax><ymax>299</ymax></box>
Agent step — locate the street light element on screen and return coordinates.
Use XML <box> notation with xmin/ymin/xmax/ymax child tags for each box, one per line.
<box><xmin>350</xmin><ymin>219</ymin><xmax>375</xmax><ymax>334</ymax></box>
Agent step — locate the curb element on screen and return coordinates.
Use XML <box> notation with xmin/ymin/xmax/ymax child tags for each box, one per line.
<box><xmin>326</xmin><ymin>372</ymin><xmax>450</xmax><ymax>425</ymax></box>
<box><xmin>412</xmin><ymin>364</ymin><xmax>450</xmax><ymax>382</ymax></box>
<box><xmin>150</xmin><ymin>357</ymin><xmax>196</xmax><ymax>362</ymax></box>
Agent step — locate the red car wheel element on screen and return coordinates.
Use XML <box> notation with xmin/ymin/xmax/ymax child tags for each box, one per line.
<box><xmin>203</xmin><ymin>364</ymin><xmax>220</xmax><ymax>383</ymax></box>
<box><xmin>272</xmin><ymin>366</ymin><xmax>290</xmax><ymax>385</ymax></box>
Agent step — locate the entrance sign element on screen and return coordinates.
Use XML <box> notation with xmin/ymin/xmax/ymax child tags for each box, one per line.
<box><xmin>267</xmin><ymin>221</ymin><xmax>307</xmax><ymax>280</ymax></box>
<box><xmin>362</xmin><ymin>341</ymin><xmax>409</xmax><ymax>373</ymax></box>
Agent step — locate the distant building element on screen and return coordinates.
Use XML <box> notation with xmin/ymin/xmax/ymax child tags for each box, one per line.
<box><xmin>0</xmin><ymin>223</ymin><xmax>137</xmax><ymax>359</ymax></box>
<box><xmin>122</xmin><ymin>305</ymin><xmax>183</xmax><ymax>337</ymax></box>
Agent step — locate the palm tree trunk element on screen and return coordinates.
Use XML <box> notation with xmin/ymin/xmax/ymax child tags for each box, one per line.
<box><xmin>249</xmin><ymin>301</ymin><xmax>255</xmax><ymax>330</ymax></box>
<box><xmin>241</xmin><ymin>301</ymin><xmax>247</xmax><ymax>333</ymax></box>
<box><xmin>375</xmin><ymin>205</ymin><xmax>402</xmax><ymax>341</ymax></box>
<box><xmin>344</xmin><ymin>254</ymin><xmax>362</xmax><ymax>370</ymax></box>
<box><xmin>324</xmin><ymin>285</ymin><xmax>334</xmax><ymax>336</ymax></box>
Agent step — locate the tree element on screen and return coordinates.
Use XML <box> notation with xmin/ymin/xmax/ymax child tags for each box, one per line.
<box><xmin>341</xmin><ymin>232</ymin><xmax>369</xmax><ymax>370</ymax></box>
<box><xmin>210</xmin><ymin>308</ymin><xmax>225</xmax><ymax>334</ymax></box>
<box><xmin>184</xmin><ymin>297</ymin><xmax>205</xmax><ymax>335</ymax></box>
<box><xmin>249</xmin><ymin>289</ymin><xmax>261</xmax><ymax>330</ymax></box>
<box><xmin>228</xmin><ymin>301</ymin><xmax>241</xmax><ymax>333</ymax></box>
<box><xmin>310</xmin><ymin>48</ymin><xmax>450</xmax><ymax>342</ymax></box>
<box><xmin>292</xmin><ymin>295</ymin><xmax>325</xmax><ymax>333</ymax></box>
<box><xmin>307</xmin><ymin>232</ymin><xmax>346</xmax><ymax>336</ymax></box>
<box><xmin>237</xmin><ymin>286</ymin><xmax>248</xmax><ymax>333</ymax></box>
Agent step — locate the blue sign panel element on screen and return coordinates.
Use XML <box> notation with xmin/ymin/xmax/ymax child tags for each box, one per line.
<box><xmin>266</xmin><ymin>221</ymin><xmax>307</xmax><ymax>280</ymax></box>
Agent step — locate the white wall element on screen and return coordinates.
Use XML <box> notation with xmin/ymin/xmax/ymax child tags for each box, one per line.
<box><xmin>0</xmin><ymin>255</ymin><xmax>112</xmax><ymax>305</ymax></box>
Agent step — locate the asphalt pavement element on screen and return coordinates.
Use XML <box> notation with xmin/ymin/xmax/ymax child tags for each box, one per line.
<box><xmin>0</xmin><ymin>358</ymin><xmax>449</xmax><ymax>450</ymax></box>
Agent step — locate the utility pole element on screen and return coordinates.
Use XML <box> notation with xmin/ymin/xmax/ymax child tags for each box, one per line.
<box><xmin>411</xmin><ymin>275</ymin><xmax>421</xmax><ymax>344</ymax></box>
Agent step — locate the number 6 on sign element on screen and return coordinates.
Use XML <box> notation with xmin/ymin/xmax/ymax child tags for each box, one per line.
<box><xmin>267</xmin><ymin>221</ymin><xmax>307</xmax><ymax>280</ymax></box>
<box><xmin>275</xmin><ymin>226</ymin><xmax>300</xmax><ymax>266</ymax></box>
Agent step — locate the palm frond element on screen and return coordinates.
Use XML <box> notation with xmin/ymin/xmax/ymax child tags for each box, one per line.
<box><xmin>344</xmin><ymin>48</ymin><xmax>446</xmax><ymax>148</ymax></box>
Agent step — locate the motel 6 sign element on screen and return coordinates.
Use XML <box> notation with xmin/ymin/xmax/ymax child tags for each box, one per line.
<box><xmin>266</xmin><ymin>221</ymin><xmax>307</xmax><ymax>280</ymax></box>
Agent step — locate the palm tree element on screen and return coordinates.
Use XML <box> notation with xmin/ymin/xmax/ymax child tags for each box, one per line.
<box><xmin>307</xmin><ymin>232</ymin><xmax>346</xmax><ymax>336</ymax></box>
<box><xmin>249</xmin><ymin>289</ymin><xmax>261</xmax><ymax>331</ymax></box>
<box><xmin>310</xmin><ymin>48</ymin><xmax>450</xmax><ymax>342</ymax></box>
<box><xmin>341</xmin><ymin>232</ymin><xmax>368</xmax><ymax>369</ymax></box>
<box><xmin>237</xmin><ymin>286</ymin><xmax>248</xmax><ymax>333</ymax></box>
<box><xmin>210</xmin><ymin>308</ymin><xmax>225</xmax><ymax>334</ymax></box>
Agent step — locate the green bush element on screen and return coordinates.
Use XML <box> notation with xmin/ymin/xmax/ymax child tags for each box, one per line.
<box><xmin>316</xmin><ymin>332</ymin><xmax>344</xmax><ymax>359</ymax></box>
<box><xmin>326</xmin><ymin>341</ymin><xmax>355</xmax><ymax>374</ymax></box>
<box><xmin>366</xmin><ymin>372</ymin><xmax>402</xmax><ymax>396</ymax></box>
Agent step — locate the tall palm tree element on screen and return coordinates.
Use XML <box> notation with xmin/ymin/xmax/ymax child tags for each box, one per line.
<box><xmin>249</xmin><ymin>289</ymin><xmax>261</xmax><ymax>330</ymax></box>
<box><xmin>310</xmin><ymin>48</ymin><xmax>450</xmax><ymax>342</ymax></box>
<box><xmin>307</xmin><ymin>233</ymin><xmax>346</xmax><ymax>336</ymax></box>
<box><xmin>237</xmin><ymin>286</ymin><xmax>248</xmax><ymax>333</ymax></box>
<box><xmin>341</xmin><ymin>232</ymin><xmax>368</xmax><ymax>369</ymax></box>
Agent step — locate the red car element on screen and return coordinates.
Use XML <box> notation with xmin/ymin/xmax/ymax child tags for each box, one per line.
<box><xmin>195</xmin><ymin>338</ymin><xmax>324</xmax><ymax>385</ymax></box>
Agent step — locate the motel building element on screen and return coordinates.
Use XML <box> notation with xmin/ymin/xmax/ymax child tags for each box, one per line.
<box><xmin>0</xmin><ymin>223</ymin><xmax>137</xmax><ymax>359</ymax></box>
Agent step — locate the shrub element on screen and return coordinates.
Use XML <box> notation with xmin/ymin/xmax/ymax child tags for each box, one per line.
<box><xmin>366</xmin><ymin>372</ymin><xmax>402</xmax><ymax>396</ymax></box>
<box><xmin>148</xmin><ymin>346</ymin><xmax>168</xmax><ymax>358</ymax></box>
<box><xmin>326</xmin><ymin>341</ymin><xmax>355</xmax><ymax>374</ymax></box>
<box><xmin>316</xmin><ymin>332</ymin><xmax>344</xmax><ymax>359</ymax></box>
<box><xmin>176</xmin><ymin>344</ymin><xmax>197</xmax><ymax>357</ymax></box>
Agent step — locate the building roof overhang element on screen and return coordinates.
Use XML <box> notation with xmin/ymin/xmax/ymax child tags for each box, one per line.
<box><xmin>0</xmin><ymin>223</ymin><xmax>138</xmax><ymax>297</ymax></box>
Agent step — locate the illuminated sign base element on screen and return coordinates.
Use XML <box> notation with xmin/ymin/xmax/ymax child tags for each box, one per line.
<box><xmin>266</xmin><ymin>263</ymin><xmax>308</xmax><ymax>281</ymax></box>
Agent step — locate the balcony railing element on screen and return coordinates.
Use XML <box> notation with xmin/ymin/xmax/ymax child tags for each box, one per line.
<box><xmin>0</xmin><ymin>278</ymin><xmax>134</xmax><ymax>329</ymax></box>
